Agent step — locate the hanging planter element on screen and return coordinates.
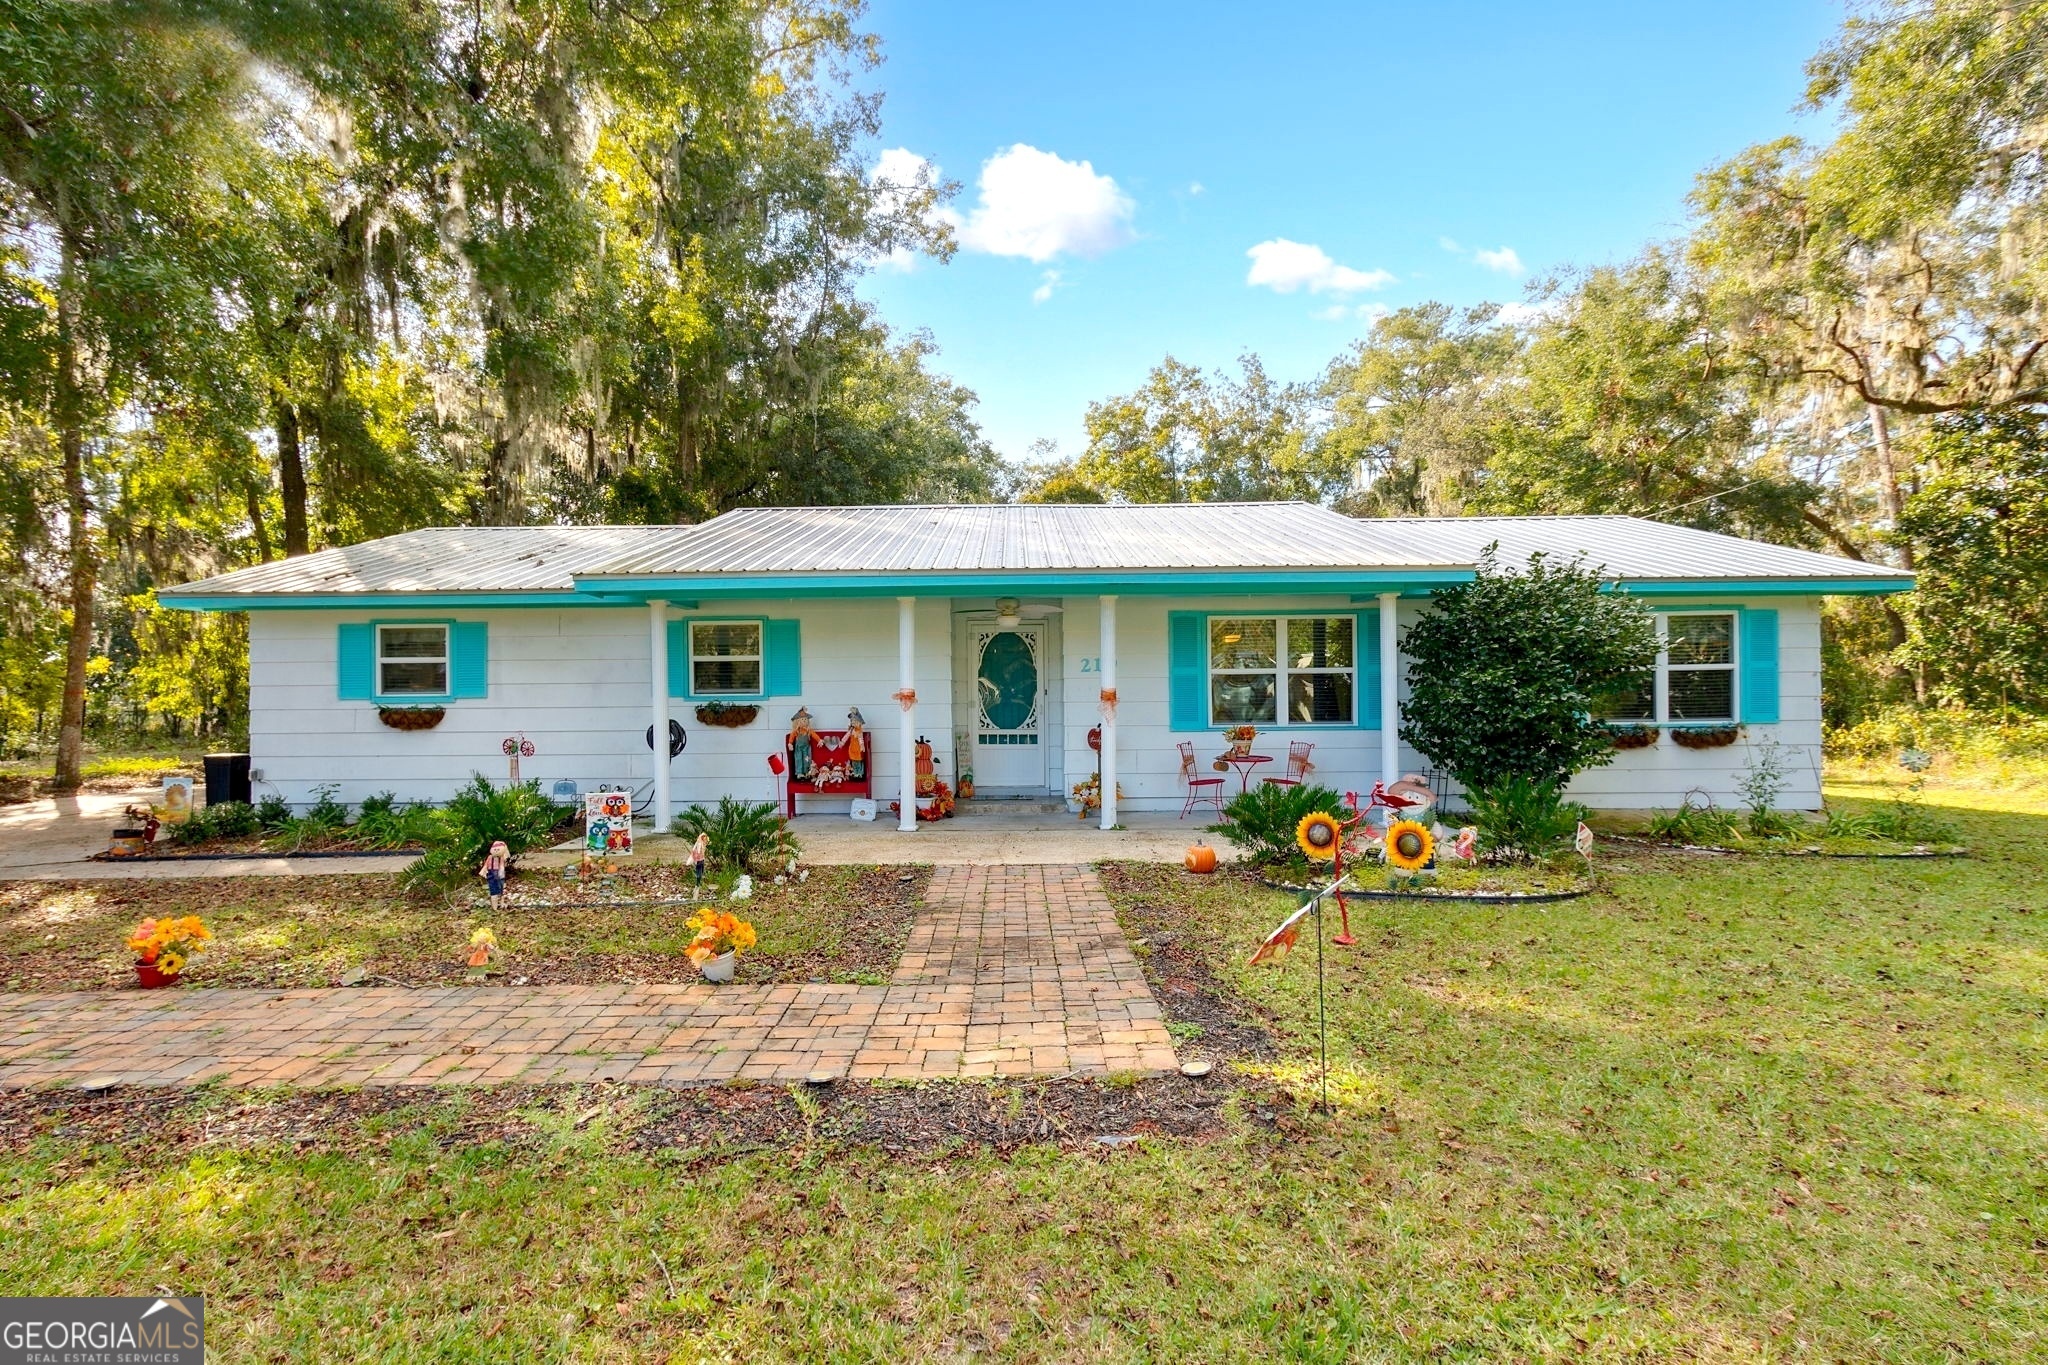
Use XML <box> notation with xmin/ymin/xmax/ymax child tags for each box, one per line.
<box><xmin>694</xmin><ymin>702</ymin><xmax>760</xmax><ymax>728</ymax></box>
<box><xmin>1607</xmin><ymin>723</ymin><xmax>1656</xmax><ymax>750</ymax></box>
<box><xmin>1671</xmin><ymin>724</ymin><xmax>1740</xmax><ymax>750</ymax></box>
<box><xmin>378</xmin><ymin>706</ymin><xmax>446</xmax><ymax>731</ymax></box>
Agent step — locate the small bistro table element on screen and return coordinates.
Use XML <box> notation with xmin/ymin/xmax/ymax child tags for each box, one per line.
<box><xmin>1217</xmin><ymin>752</ymin><xmax>1273</xmax><ymax>793</ymax></box>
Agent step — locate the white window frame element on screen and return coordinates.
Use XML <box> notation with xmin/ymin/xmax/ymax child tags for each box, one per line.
<box><xmin>1602</xmin><ymin>610</ymin><xmax>1738</xmax><ymax>724</ymax></box>
<box><xmin>689</xmin><ymin>619</ymin><xmax>765</xmax><ymax>697</ymax></box>
<box><xmin>375</xmin><ymin>623</ymin><xmax>449</xmax><ymax>698</ymax></box>
<box><xmin>1206</xmin><ymin>613</ymin><xmax>1357</xmax><ymax>728</ymax></box>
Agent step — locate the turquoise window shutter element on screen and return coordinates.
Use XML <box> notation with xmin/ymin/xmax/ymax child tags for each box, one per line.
<box><xmin>450</xmin><ymin>622</ymin><xmax>489</xmax><ymax>698</ymax></box>
<box><xmin>1168</xmin><ymin>611</ymin><xmax>1207</xmax><ymax>730</ymax></box>
<box><xmin>764</xmin><ymin>619</ymin><xmax>801</xmax><ymax>696</ymax></box>
<box><xmin>337</xmin><ymin>624</ymin><xmax>374</xmax><ymax>700</ymax></box>
<box><xmin>1740</xmin><ymin>608</ymin><xmax>1779</xmax><ymax>724</ymax></box>
<box><xmin>667</xmin><ymin>620</ymin><xmax>689</xmax><ymax>698</ymax></box>
<box><xmin>1356</xmin><ymin>609</ymin><xmax>1381</xmax><ymax>729</ymax></box>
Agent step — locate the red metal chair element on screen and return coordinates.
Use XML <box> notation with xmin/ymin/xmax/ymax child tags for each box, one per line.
<box><xmin>1262</xmin><ymin>740</ymin><xmax>1316</xmax><ymax>788</ymax></box>
<box><xmin>1179</xmin><ymin>741</ymin><xmax>1226</xmax><ymax>818</ymax></box>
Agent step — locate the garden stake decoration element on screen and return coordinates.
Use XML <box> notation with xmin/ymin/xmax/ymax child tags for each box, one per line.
<box><xmin>1249</xmin><ymin>868</ymin><xmax>1348</xmax><ymax>1115</ymax></box>
<box><xmin>687</xmin><ymin>832</ymin><xmax>710</xmax><ymax>899</ymax></box>
<box><xmin>479</xmin><ymin>840</ymin><xmax>511</xmax><ymax>910</ymax></box>
<box><xmin>1295</xmin><ymin>802</ymin><xmax>1367</xmax><ymax>946</ymax></box>
<box><xmin>501</xmin><ymin>733</ymin><xmax>535</xmax><ymax>781</ymax></box>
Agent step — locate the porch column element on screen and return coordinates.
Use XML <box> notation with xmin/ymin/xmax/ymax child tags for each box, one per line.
<box><xmin>649</xmin><ymin>599</ymin><xmax>670</xmax><ymax>832</ymax></box>
<box><xmin>897</xmin><ymin>596</ymin><xmax>917</xmax><ymax>833</ymax></box>
<box><xmin>1098</xmin><ymin>594</ymin><xmax>1117</xmax><ymax>831</ymax></box>
<box><xmin>1378</xmin><ymin>592</ymin><xmax>1399</xmax><ymax>787</ymax></box>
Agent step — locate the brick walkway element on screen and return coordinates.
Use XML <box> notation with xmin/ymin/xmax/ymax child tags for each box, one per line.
<box><xmin>0</xmin><ymin>865</ymin><xmax>1178</xmax><ymax>1089</ymax></box>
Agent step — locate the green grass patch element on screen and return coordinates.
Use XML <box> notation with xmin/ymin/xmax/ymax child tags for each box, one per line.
<box><xmin>2</xmin><ymin>773</ymin><xmax>2045</xmax><ymax>1356</ymax></box>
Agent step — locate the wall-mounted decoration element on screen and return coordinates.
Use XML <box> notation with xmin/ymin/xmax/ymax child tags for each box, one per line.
<box><xmin>1671</xmin><ymin>724</ymin><xmax>1740</xmax><ymax>749</ymax></box>
<box><xmin>694</xmin><ymin>701</ymin><xmax>760</xmax><ymax>728</ymax></box>
<box><xmin>378</xmin><ymin>706</ymin><xmax>446</xmax><ymax>731</ymax></box>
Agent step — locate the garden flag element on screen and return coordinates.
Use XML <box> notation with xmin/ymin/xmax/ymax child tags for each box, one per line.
<box><xmin>1576</xmin><ymin>821</ymin><xmax>1595</xmax><ymax>858</ymax></box>
<box><xmin>1249</xmin><ymin>901</ymin><xmax>1316</xmax><ymax>965</ymax></box>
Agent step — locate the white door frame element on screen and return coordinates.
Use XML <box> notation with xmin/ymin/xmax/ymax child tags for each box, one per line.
<box><xmin>953</xmin><ymin>610</ymin><xmax>1062</xmax><ymax>796</ymax></box>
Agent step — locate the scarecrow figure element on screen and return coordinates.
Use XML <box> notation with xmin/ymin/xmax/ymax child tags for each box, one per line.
<box><xmin>479</xmin><ymin>840</ymin><xmax>511</xmax><ymax>911</ymax></box>
<box><xmin>788</xmin><ymin>707</ymin><xmax>817</xmax><ymax>782</ymax></box>
<box><xmin>845</xmin><ymin>707</ymin><xmax>867</xmax><ymax>780</ymax></box>
<box><xmin>687</xmin><ymin>831</ymin><xmax>711</xmax><ymax>899</ymax></box>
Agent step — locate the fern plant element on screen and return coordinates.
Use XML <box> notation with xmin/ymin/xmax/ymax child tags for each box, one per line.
<box><xmin>671</xmin><ymin>797</ymin><xmax>798</xmax><ymax>871</ymax></box>
<box><xmin>1207</xmin><ymin>782</ymin><xmax>1345</xmax><ymax>868</ymax></box>
<box><xmin>402</xmin><ymin>775</ymin><xmax>568</xmax><ymax>891</ymax></box>
<box><xmin>1463</xmin><ymin>775</ymin><xmax>1589</xmax><ymax>862</ymax></box>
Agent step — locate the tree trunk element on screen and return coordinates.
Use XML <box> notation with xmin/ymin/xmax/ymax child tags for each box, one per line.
<box><xmin>246</xmin><ymin>481</ymin><xmax>274</xmax><ymax>562</ymax></box>
<box><xmin>53</xmin><ymin>249</ymin><xmax>94</xmax><ymax>793</ymax></box>
<box><xmin>1868</xmin><ymin>403</ymin><xmax>1927</xmax><ymax>701</ymax></box>
<box><xmin>276</xmin><ymin>399</ymin><xmax>309</xmax><ymax>556</ymax></box>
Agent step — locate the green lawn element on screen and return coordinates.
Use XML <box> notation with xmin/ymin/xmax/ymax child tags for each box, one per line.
<box><xmin>3</xmin><ymin>779</ymin><xmax>2045</xmax><ymax>1359</ymax></box>
<box><xmin>1</xmin><ymin>865</ymin><xmax>921</xmax><ymax>990</ymax></box>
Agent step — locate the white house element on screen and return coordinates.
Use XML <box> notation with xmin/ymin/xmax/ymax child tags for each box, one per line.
<box><xmin>160</xmin><ymin>502</ymin><xmax>1912</xmax><ymax>825</ymax></box>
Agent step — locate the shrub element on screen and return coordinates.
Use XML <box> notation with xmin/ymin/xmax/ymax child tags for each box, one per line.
<box><xmin>302</xmin><ymin>784</ymin><xmax>351</xmax><ymax>831</ymax></box>
<box><xmin>1646</xmin><ymin>797</ymin><xmax>1742</xmax><ymax>846</ymax></box>
<box><xmin>253</xmin><ymin>793</ymin><xmax>291</xmax><ymax>829</ymax></box>
<box><xmin>1735</xmin><ymin>737</ymin><xmax>1810</xmax><ymax>838</ymax></box>
<box><xmin>353</xmin><ymin>794</ymin><xmax>438</xmax><ymax>850</ymax></box>
<box><xmin>1462</xmin><ymin>775</ymin><xmax>1588</xmax><ymax>862</ymax></box>
<box><xmin>165</xmin><ymin>800</ymin><xmax>261</xmax><ymax>845</ymax></box>
<box><xmin>1825</xmin><ymin>788</ymin><xmax>1962</xmax><ymax>846</ymax></box>
<box><xmin>671</xmin><ymin>797</ymin><xmax>798</xmax><ymax>871</ymax></box>
<box><xmin>1400</xmin><ymin>548</ymin><xmax>1659</xmax><ymax>791</ymax></box>
<box><xmin>403</xmin><ymin>775</ymin><xmax>567</xmax><ymax>891</ymax></box>
<box><xmin>1207</xmin><ymin>782</ymin><xmax>1345</xmax><ymax>868</ymax></box>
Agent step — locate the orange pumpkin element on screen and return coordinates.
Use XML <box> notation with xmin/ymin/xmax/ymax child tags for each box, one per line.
<box><xmin>1184</xmin><ymin>842</ymin><xmax>1218</xmax><ymax>874</ymax></box>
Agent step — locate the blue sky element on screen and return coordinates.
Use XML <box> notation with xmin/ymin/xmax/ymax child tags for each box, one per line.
<box><xmin>854</xmin><ymin>0</ymin><xmax>1843</xmax><ymax>465</ymax></box>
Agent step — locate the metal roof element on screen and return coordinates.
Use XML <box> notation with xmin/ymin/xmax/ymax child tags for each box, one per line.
<box><xmin>161</xmin><ymin>525</ymin><xmax>674</xmax><ymax>597</ymax></box>
<box><xmin>1384</xmin><ymin>516</ymin><xmax>1909</xmax><ymax>584</ymax></box>
<box><xmin>584</xmin><ymin>503</ymin><xmax>1466</xmax><ymax>576</ymax></box>
<box><xmin>159</xmin><ymin>503</ymin><xmax>1911</xmax><ymax>601</ymax></box>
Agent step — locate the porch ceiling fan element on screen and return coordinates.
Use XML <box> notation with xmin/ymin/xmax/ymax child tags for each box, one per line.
<box><xmin>994</xmin><ymin>596</ymin><xmax>1063</xmax><ymax>629</ymax></box>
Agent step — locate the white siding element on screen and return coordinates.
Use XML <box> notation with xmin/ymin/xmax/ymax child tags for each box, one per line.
<box><xmin>247</xmin><ymin>599</ymin><xmax>956</xmax><ymax>816</ymax></box>
<box><xmin>246</xmin><ymin>592</ymin><xmax>1823</xmax><ymax>816</ymax></box>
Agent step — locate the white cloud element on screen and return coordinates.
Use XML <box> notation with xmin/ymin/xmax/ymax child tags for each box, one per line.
<box><xmin>1312</xmin><ymin>301</ymin><xmax>1392</xmax><ymax>323</ymax></box>
<box><xmin>867</xmin><ymin>147</ymin><xmax>943</xmax><ymax>270</ymax></box>
<box><xmin>1187</xmin><ymin>180</ymin><xmax>1205</xmax><ymax>196</ymax></box>
<box><xmin>952</xmin><ymin>144</ymin><xmax>1135</xmax><ymax>262</ymax></box>
<box><xmin>1494</xmin><ymin>298</ymin><xmax>1558</xmax><ymax>326</ymax></box>
<box><xmin>1032</xmin><ymin>270</ymin><xmax>1062</xmax><ymax>305</ymax></box>
<box><xmin>1474</xmin><ymin>245</ymin><xmax>1524</xmax><ymax>275</ymax></box>
<box><xmin>1437</xmin><ymin>235</ymin><xmax>1464</xmax><ymax>253</ymax></box>
<box><xmin>1244</xmin><ymin>238</ymin><xmax>1393</xmax><ymax>295</ymax></box>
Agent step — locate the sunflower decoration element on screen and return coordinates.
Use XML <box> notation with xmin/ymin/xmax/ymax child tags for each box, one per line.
<box><xmin>1296</xmin><ymin>811</ymin><xmax>1343</xmax><ymax>862</ymax></box>
<box><xmin>1384</xmin><ymin>819</ymin><xmax>1435</xmax><ymax>873</ymax></box>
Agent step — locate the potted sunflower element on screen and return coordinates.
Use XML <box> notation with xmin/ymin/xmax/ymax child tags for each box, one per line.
<box><xmin>684</xmin><ymin>908</ymin><xmax>757</xmax><ymax>983</ymax></box>
<box><xmin>126</xmin><ymin>915</ymin><xmax>212</xmax><ymax>988</ymax></box>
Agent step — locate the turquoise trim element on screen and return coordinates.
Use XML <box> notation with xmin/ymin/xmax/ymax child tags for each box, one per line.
<box><xmin>1621</xmin><ymin>578</ymin><xmax>1909</xmax><ymax>597</ymax></box>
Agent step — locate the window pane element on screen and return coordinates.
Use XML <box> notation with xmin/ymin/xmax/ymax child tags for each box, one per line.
<box><xmin>380</xmin><ymin>627</ymin><xmax>445</xmax><ymax>659</ymax></box>
<box><xmin>1210</xmin><ymin>618</ymin><xmax>1275</xmax><ymax>670</ymax></box>
<box><xmin>1667</xmin><ymin>615</ymin><xmax>1733</xmax><ymax>666</ymax></box>
<box><xmin>1593</xmin><ymin>683</ymin><xmax>1654</xmax><ymax>720</ymax></box>
<box><xmin>1287</xmin><ymin>672</ymin><xmax>1353</xmax><ymax>724</ymax></box>
<box><xmin>1287</xmin><ymin>617</ymin><xmax>1353</xmax><ymax>669</ymax></box>
<box><xmin>692</xmin><ymin>622</ymin><xmax>761</xmax><ymax>659</ymax></box>
<box><xmin>380</xmin><ymin>660</ymin><xmax>447</xmax><ymax>695</ymax></box>
<box><xmin>1211</xmin><ymin>673</ymin><xmax>1277</xmax><ymax>725</ymax></box>
<box><xmin>1668</xmin><ymin>668</ymin><xmax>1734</xmax><ymax>721</ymax></box>
<box><xmin>694</xmin><ymin>659</ymin><xmax>763</xmax><ymax>694</ymax></box>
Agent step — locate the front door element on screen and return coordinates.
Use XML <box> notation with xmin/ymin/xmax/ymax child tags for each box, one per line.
<box><xmin>973</xmin><ymin>621</ymin><xmax>1047</xmax><ymax>793</ymax></box>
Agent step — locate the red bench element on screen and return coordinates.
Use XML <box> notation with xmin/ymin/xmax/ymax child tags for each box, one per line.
<box><xmin>784</xmin><ymin>729</ymin><xmax>873</xmax><ymax>817</ymax></box>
